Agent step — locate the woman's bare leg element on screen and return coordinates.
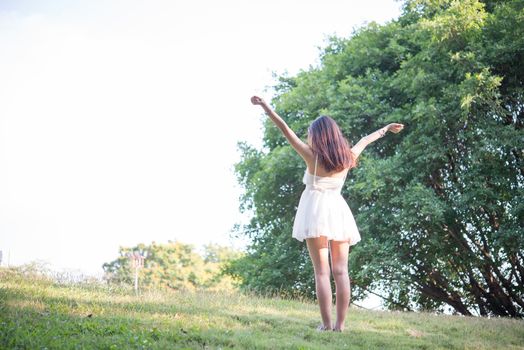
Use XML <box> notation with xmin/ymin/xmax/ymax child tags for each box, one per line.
<box><xmin>306</xmin><ymin>236</ymin><xmax>332</xmax><ymax>329</ymax></box>
<box><xmin>330</xmin><ymin>240</ymin><xmax>350</xmax><ymax>331</ymax></box>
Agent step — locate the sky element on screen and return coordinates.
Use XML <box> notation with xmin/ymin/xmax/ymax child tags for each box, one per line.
<box><xmin>0</xmin><ymin>0</ymin><xmax>402</xmax><ymax>285</ymax></box>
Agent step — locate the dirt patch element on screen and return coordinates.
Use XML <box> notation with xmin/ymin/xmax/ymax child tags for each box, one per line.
<box><xmin>406</xmin><ymin>328</ymin><xmax>425</xmax><ymax>337</ymax></box>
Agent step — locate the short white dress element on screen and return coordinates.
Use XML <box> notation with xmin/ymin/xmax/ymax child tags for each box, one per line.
<box><xmin>292</xmin><ymin>156</ymin><xmax>361</xmax><ymax>246</ymax></box>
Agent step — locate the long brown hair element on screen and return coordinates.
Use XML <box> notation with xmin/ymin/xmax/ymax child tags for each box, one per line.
<box><xmin>308</xmin><ymin>115</ymin><xmax>357</xmax><ymax>172</ymax></box>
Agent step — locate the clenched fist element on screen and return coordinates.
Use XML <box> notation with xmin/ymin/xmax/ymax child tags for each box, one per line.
<box><xmin>250</xmin><ymin>96</ymin><xmax>266</xmax><ymax>106</ymax></box>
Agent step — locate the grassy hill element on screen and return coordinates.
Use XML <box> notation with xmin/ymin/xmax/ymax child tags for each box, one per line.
<box><xmin>1</xmin><ymin>267</ymin><xmax>523</xmax><ymax>349</ymax></box>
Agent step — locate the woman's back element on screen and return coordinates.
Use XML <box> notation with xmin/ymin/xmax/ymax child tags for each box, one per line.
<box><xmin>305</xmin><ymin>145</ymin><xmax>356</xmax><ymax>179</ymax></box>
<box><xmin>306</xmin><ymin>164</ymin><xmax>350</xmax><ymax>179</ymax></box>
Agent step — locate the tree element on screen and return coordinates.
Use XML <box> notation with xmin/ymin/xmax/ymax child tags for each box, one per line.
<box><xmin>231</xmin><ymin>0</ymin><xmax>523</xmax><ymax>317</ymax></box>
<box><xmin>103</xmin><ymin>241</ymin><xmax>240</xmax><ymax>291</ymax></box>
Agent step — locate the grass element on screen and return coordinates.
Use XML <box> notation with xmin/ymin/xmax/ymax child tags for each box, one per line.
<box><xmin>1</xmin><ymin>267</ymin><xmax>523</xmax><ymax>349</ymax></box>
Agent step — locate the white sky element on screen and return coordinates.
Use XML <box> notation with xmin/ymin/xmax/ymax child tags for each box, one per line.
<box><xmin>0</xmin><ymin>0</ymin><xmax>402</xmax><ymax>278</ymax></box>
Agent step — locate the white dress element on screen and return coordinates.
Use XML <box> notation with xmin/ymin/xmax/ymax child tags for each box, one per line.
<box><xmin>292</xmin><ymin>156</ymin><xmax>361</xmax><ymax>246</ymax></box>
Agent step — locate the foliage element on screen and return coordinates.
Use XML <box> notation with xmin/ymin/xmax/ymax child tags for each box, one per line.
<box><xmin>2</xmin><ymin>267</ymin><xmax>524</xmax><ymax>349</ymax></box>
<box><xmin>231</xmin><ymin>0</ymin><xmax>524</xmax><ymax>317</ymax></box>
<box><xmin>102</xmin><ymin>241</ymin><xmax>241</xmax><ymax>291</ymax></box>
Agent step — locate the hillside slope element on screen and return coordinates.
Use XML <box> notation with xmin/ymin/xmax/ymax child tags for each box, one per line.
<box><xmin>0</xmin><ymin>268</ymin><xmax>522</xmax><ymax>349</ymax></box>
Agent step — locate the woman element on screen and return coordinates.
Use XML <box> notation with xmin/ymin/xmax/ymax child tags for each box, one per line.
<box><xmin>250</xmin><ymin>95</ymin><xmax>404</xmax><ymax>332</ymax></box>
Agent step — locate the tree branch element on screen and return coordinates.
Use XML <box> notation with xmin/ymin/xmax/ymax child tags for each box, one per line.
<box><xmin>352</xmin><ymin>279</ymin><xmax>413</xmax><ymax>311</ymax></box>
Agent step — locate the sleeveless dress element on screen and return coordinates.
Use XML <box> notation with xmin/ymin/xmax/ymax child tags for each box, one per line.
<box><xmin>292</xmin><ymin>155</ymin><xmax>361</xmax><ymax>246</ymax></box>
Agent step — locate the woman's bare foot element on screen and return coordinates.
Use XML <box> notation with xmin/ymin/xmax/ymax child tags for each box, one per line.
<box><xmin>317</xmin><ymin>324</ymin><xmax>332</xmax><ymax>331</ymax></box>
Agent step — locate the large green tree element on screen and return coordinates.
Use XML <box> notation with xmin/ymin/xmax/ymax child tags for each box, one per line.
<box><xmin>230</xmin><ymin>0</ymin><xmax>523</xmax><ymax>317</ymax></box>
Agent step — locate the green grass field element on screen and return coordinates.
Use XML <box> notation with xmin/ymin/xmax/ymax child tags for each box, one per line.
<box><xmin>1</xmin><ymin>267</ymin><xmax>523</xmax><ymax>349</ymax></box>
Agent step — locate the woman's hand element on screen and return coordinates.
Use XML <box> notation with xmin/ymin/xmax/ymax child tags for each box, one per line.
<box><xmin>387</xmin><ymin>123</ymin><xmax>404</xmax><ymax>133</ymax></box>
<box><xmin>250</xmin><ymin>95</ymin><xmax>266</xmax><ymax>106</ymax></box>
<box><xmin>249</xmin><ymin>95</ymin><xmax>313</xmax><ymax>162</ymax></box>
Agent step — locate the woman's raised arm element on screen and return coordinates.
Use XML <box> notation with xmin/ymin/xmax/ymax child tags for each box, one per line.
<box><xmin>251</xmin><ymin>96</ymin><xmax>313</xmax><ymax>162</ymax></box>
<box><xmin>351</xmin><ymin>123</ymin><xmax>404</xmax><ymax>158</ymax></box>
